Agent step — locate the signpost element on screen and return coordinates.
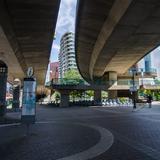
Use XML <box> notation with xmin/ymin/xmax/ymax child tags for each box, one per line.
<box><xmin>21</xmin><ymin>67</ymin><xmax>36</xmax><ymax>135</ymax></box>
<box><xmin>131</xmin><ymin>67</ymin><xmax>138</xmax><ymax>109</ymax></box>
<box><xmin>129</xmin><ymin>86</ymin><xmax>137</xmax><ymax>92</ymax></box>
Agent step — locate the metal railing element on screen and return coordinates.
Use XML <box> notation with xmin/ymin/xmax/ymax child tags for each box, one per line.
<box><xmin>128</xmin><ymin>68</ymin><xmax>157</xmax><ymax>74</ymax></box>
<box><xmin>46</xmin><ymin>78</ymin><xmax>160</xmax><ymax>87</ymax></box>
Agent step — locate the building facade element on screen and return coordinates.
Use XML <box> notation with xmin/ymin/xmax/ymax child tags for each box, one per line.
<box><xmin>58</xmin><ymin>32</ymin><xmax>77</xmax><ymax>78</ymax></box>
<box><xmin>49</xmin><ymin>62</ymin><xmax>59</xmax><ymax>81</ymax></box>
<box><xmin>144</xmin><ymin>54</ymin><xmax>151</xmax><ymax>73</ymax></box>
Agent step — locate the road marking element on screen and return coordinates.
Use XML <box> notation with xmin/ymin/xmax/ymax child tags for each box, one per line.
<box><xmin>57</xmin><ymin>123</ymin><xmax>114</xmax><ymax>160</ymax></box>
<box><xmin>0</xmin><ymin>123</ymin><xmax>21</xmax><ymax>128</ymax></box>
<box><xmin>0</xmin><ymin>121</ymin><xmax>114</xmax><ymax>160</ymax></box>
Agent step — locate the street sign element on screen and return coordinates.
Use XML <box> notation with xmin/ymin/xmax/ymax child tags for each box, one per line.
<box><xmin>130</xmin><ymin>86</ymin><xmax>137</xmax><ymax>92</ymax></box>
<box><xmin>27</xmin><ymin>67</ymin><xmax>34</xmax><ymax>78</ymax></box>
<box><xmin>21</xmin><ymin>77</ymin><xmax>36</xmax><ymax>124</ymax></box>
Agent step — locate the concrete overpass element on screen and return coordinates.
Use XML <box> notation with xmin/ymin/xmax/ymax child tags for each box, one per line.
<box><xmin>76</xmin><ymin>0</ymin><xmax>160</xmax><ymax>83</ymax></box>
<box><xmin>0</xmin><ymin>0</ymin><xmax>61</xmax><ymax>84</ymax></box>
<box><xmin>0</xmin><ymin>0</ymin><xmax>61</xmax><ymax>115</ymax></box>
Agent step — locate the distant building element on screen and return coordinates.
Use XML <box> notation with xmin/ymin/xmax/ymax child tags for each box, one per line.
<box><xmin>58</xmin><ymin>32</ymin><xmax>77</xmax><ymax>78</ymax></box>
<box><xmin>49</xmin><ymin>62</ymin><xmax>59</xmax><ymax>80</ymax></box>
<box><xmin>144</xmin><ymin>54</ymin><xmax>151</xmax><ymax>72</ymax></box>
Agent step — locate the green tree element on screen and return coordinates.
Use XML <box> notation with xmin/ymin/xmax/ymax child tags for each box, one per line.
<box><xmin>51</xmin><ymin>91</ymin><xmax>60</xmax><ymax>103</ymax></box>
<box><xmin>63</xmin><ymin>69</ymin><xmax>85</xmax><ymax>100</ymax></box>
<box><xmin>64</xmin><ymin>69</ymin><xmax>82</xmax><ymax>80</ymax></box>
<box><xmin>63</xmin><ymin>69</ymin><xmax>84</xmax><ymax>85</ymax></box>
<box><xmin>102</xmin><ymin>91</ymin><xmax>108</xmax><ymax>99</ymax></box>
<box><xmin>85</xmin><ymin>90</ymin><xmax>94</xmax><ymax>100</ymax></box>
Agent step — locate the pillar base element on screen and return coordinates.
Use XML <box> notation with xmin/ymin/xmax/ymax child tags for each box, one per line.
<box><xmin>0</xmin><ymin>105</ymin><xmax>6</xmax><ymax>117</ymax></box>
<box><xmin>94</xmin><ymin>90</ymin><xmax>101</xmax><ymax>105</ymax></box>
<box><xmin>12</xmin><ymin>85</ymin><xmax>20</xmax><ymax>109</ymax></box>
<box><xmin>60</xmin><ymin>91</ymin><xmax>70</xmax><ymax>107</ymax></box>
<box><xmin>108</xmin><ymin>90</ymin><xmax>117</xmax><ymax>99</ymax></box>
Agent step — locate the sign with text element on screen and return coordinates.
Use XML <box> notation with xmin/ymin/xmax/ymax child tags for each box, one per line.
<box><xmin>21</xmin><ymin>78</ymin><xmax>36</xmax><ymax>124</ymax></box>
<box><xmin>130</xmin><ymin>86</ymin><xmax>137</xmax><ymax>92</ymax></box>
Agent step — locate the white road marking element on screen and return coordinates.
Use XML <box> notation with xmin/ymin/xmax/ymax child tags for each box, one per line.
<box><xmin>0</xmin><ymin>121</ymin><xmax>114</xmax><ymax>160</ymax></box>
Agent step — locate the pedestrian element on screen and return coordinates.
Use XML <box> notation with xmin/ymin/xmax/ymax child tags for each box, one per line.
<box><xmin>147</xmin><ymin>95</ymin><xmax>152</xmax><ymax>108</ymax></box>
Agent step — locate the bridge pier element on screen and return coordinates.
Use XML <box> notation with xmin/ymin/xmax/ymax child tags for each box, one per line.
<box><xmin>59</xmin><ymin>90</ymin><xmax>70</xmax><ymax>107</ymax></box>
<box><xmin>12</xmin><ymin>85</ymin><xmax>20</xmax><ymax>110</ymax></box>
<box><xmin>94</xmin><ymin>90</ymin><xmax>101</xmax><ymax>105</ymax></box>
<box><xmin>104</xmin><ymin>71</ymin><xmax>118</xmax><ymax>99</ymax></box>
<box><xmin>12</xmin><ymin>79</ymin><xmax>21</xmax><ymax>110</ymax></box>
<box><xmin>0</xmin><ymin>61</ymin><xmax>8</xmax><ymax>116</ymax></box>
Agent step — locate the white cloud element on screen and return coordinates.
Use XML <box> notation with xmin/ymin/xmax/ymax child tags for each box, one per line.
<box><xmin>52</xmin><ymin>43</ymin><xmax>60</xmax><ymax>51</ymax></box>
<box><xmin>56</xmin><ymin>0</ymin><xmax>77</xmax><ymax>34</ymax></box>
<box><xmin>50</xmin><ymin>0</ymin><xmax>77</xmax><ymax>62</ymax></box>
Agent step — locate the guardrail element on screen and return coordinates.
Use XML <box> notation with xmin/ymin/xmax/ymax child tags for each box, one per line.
<box><xmin>128</xmin><ymin>68</ymin><xmax>157</xmax><ymax>74</ymax></box>
<box><xmin>46</xmin><ymin>79</ymin><xmax>160</xmax><ymax>87</ymax></box>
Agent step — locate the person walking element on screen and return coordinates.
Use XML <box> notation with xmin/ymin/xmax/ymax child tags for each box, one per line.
<box><xmin>147</xmin><ymin>95</ymin><xmax>153</xmax><ymax>108</ymax></box>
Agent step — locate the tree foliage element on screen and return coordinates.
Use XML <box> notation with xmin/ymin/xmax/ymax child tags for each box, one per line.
<box><xmin>64</xmin><ymin>69</ymin><xmax>82</xmax><ymax>80</ymax></box>
<box><xmin>63</xmin><ymin>69</ymin><xmax>84</xmax><ymax>85</ymax></box>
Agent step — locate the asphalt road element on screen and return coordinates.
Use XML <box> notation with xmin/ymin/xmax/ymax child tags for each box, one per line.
<box><xmin>1</xmin><ymin>103</ymin><xmax>160</xmax><ymax>160</ymax></box>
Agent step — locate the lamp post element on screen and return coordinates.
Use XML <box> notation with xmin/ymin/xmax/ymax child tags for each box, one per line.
<box><xmin>140</xmin><ymin>68</ymin><xmax>144</xmax><ymax>86</ymax></box>
<box><xmin>12</xmin><ymin>78</ymin><xmax>21</xmax><ymax>110</ymax></box>
<box><xmin>131</xmin><ymin>67</ymin><xmax>137</xmax><ymax>109</ymax></box>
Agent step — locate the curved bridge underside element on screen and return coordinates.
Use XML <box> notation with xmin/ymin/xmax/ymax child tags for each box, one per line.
<box><xmin>0</xmin><ymin>0</ymin><xmax>60</xmax><ymax>84</ymax></box>
<box><xmin>76</xmin><ymin>0</ymin><xmax>160</xmax><ymax>82</ymax></box>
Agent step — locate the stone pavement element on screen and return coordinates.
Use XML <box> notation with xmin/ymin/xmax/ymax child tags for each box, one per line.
<box><xmin>1</xmin><ymin>103</ymin><xmax>160</xmax><ymax>160</ymax></box>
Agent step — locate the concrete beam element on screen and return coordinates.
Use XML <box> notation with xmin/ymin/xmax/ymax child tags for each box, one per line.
<box><xmin>89</xmin><ymin>0</ymin><xmax>132</xmax><ymax>79</ymax></box>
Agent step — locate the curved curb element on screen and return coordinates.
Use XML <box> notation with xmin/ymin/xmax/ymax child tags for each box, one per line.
<box><xmin>0</xmin><ymin>121</ymin><xmax>114</xmax><ymax>160</ymax></box>
<box><xmin>57</xmin><ymin>122</ymin><xmax>114</xmax><ymax>160</ymax></box>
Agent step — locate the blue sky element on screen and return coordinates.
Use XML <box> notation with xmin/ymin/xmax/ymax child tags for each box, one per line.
<box><xmin>50</xmin><ymin>0</ymin><xmax>77</xmax><ymax>62</ymax></box>
<box><xmin>138</xmin><ymin>47</ymin><xmax>160</xmax><ymax>76</ymax></box>
<box><xmin>46</xmin><ymin>0</ymin><xmax>77</xmax><ymax>82</ymax></box>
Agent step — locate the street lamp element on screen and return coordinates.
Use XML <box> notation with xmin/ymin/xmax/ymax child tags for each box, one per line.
<box><xmin>130</xmin><ymin>67</ymin><xmax>138</xmax><ymax>109</ymax></box>
<box><xmin>140</xmin><ymin>68</ymin><xmax>144</xmax><ymax>86</ymax></box>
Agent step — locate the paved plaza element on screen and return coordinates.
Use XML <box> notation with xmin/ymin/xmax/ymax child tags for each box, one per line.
<box><xmin>1</xmin><ymin>103</ymin><xmax>160</xmax><ymax>160</ymax></box>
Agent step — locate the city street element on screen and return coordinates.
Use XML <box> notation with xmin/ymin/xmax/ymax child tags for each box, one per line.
<box><xmin>1</xmin><ymin>103</ymin><xmax>160</xmax><ymax>160</ymax></box>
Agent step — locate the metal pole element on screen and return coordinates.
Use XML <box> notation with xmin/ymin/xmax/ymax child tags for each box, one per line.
<box><xmin>141</xmin><ymin>68</ymin><xmax>144</xmax><ymax>86</ymax></box>
<box><xmin>132</xmin><ymin>69</ymin><xmax>136</xmax><ymax>109</ymax></box>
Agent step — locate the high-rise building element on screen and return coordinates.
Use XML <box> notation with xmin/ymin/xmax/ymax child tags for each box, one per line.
<box><xmin>144</xmin><ymin>54</ymin><xmax>151</xmax><ymax>72</ymax></box>
<box><xmin>49</xmin><ymin>62</ymin><xmax>59</xmax><ymax>81</ymax></box>
<box><xmin>58</xmin><ymin>32</ymin><xmax>77</xmax><ymax>78</ymax></box>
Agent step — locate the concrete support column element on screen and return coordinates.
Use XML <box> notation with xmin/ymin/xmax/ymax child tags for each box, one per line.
<box><xmin>12</xmin><ymin>85</ymin><xmax>20</xmax><ymax>109</ymax></box>
<box><xmin>94</xmin><ymin>90</ymin><xmax>101</xmax><ymax>105</ymax></box>
<box><xmin>0</xmin><ymin>62</ymin><xmax>8</xmax><ymax>116</ymax></box>
<box><xmin>108</xmin><ymin>71</ymin><xmax>117</xmax><ymax>99</ymax></box>
<box><xmin>104</xmin><ymin>71</ymin><xmax>117</xmax><ymax>99</ymax></box>
<box><xmin>60</xmin><ymin>90</ymin><xmax>70</xmax><ymax>107</ymax></box>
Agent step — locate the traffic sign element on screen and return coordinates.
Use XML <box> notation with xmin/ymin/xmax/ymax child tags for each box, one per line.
<box><xmin>130</xmin><ymin>86</ymin><xmax>137</xmax><ymax>92</ymax></box>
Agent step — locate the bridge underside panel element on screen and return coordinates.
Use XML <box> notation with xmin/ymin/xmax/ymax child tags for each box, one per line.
<box><xmin>76</xmin><ymin>0</ymin><xmax>115</xmax><ymax>81</ymax></box>
<box><xmin>0</xmin><ymin>0</ymin><xmax>60</xmax><ymax>84</ymax></box>
<box><xmin>94</xmin><ymin>0</ymin><xmax>160</xmax><ymax>76</ymax></box>
<box><xmin>76</xmin><ymin>0</ymin><xmax>160</xmax><ymax>81</ymax></box>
